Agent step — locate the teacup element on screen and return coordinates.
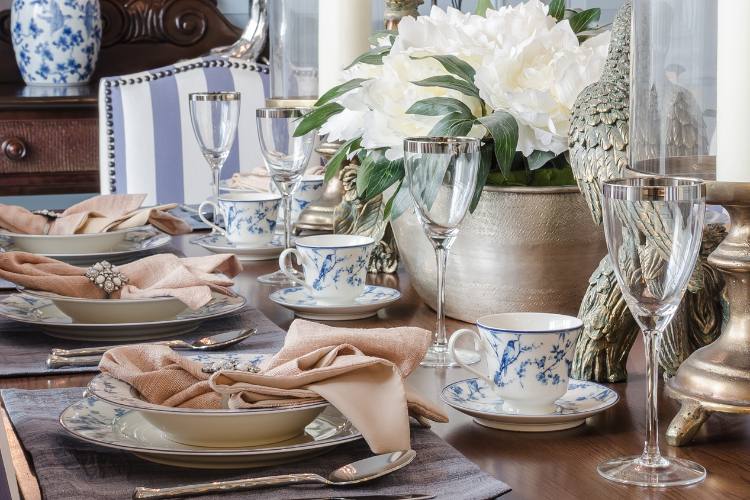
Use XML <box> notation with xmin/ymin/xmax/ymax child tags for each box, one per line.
<box><xmin>278</xmin><ymin>234</ymin><xmax>374</xmax><ymax>304</ymax></box>
<box><xmin>270</xmin><ymin>174</ymin><xmax>325</xmax><ymax>223</ymax></box>
<box><xmin>198</xmin><ymin>192</ymin><xmax>281</xmax><ymax>247</ymax></box>
<box><xmin>448</xmin><ymin>312</ymin><xmax>582</xmax><ymax>414</ymax></box>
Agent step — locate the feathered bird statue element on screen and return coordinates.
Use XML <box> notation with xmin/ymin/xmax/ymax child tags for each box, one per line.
<box><xmin>568</xmin><ymin>1</ymin><xmax>725</xmax><ymax>382</ymax></box>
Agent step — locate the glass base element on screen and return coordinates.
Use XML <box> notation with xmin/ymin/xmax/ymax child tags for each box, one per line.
<box><xmin>257</xmin><ymin>269</ymin><xmax>302</xmax><ymax>286</ymax></box>
<box><xmin>597</xmin><ymin>455</ymin><xmax>706</xmax><ymax>487</ymax></box>
<box><xmin>420</xmin><ymin>345</ymin><xmax>480</xmax><ymax>368</ymax></box>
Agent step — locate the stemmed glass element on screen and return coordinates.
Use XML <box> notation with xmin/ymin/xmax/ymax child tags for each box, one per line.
<box><xmin>404</xmin><ymin>137</ymin><xmax>480</xmax><ymax>367</ymax></box>
<box><xmin>598</xmin><ymin>177</ymin><xmax>706</xmax><ymax>487</ymax></box>
<box><xmin>256</xmin><ymin>107</ymin><xmax>315</xmax><ymax>285</ymax></box>
<box><xmin>189</xmin><ymin>92</ymin><xmax>241</xmax><ymax>229</ymax></box>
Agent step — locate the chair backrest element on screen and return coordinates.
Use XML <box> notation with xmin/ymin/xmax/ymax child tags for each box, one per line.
<box><xmin>99</xmin><ymin>55</ymin><xmax>269</xmax><ymax>205</ymax></box>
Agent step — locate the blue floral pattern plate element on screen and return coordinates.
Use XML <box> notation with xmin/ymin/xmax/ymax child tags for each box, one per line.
<box><xmin>191</xmin><ymin>233</ymin><xmax>285</xmax><ymax>261</ymax></box>
<box><xmin>60</xmin><ymin>397</ymin><xmax>361</xmax><ymax>469</ymax></box>
<box><xmin>441</xmin><ymin>378</ymin><xmax>619</xmax><ymax>432</ymax></box>
<box><xmin>269</xmin><ymin>285</ymin><xmax>401</xmax><ymax>321</ymax></box>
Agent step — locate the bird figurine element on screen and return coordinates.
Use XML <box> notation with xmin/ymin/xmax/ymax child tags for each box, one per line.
<box><xmin>568</xmin><ymin>1</ymin><xmax>724</xmax><ymax>382</ymax></box>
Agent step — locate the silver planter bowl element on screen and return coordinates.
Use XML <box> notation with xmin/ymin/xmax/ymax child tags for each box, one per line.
<box><xmin>391</xmin><ymin>185</ymin><xmax>606</xmax><ymax>323</ymax></box>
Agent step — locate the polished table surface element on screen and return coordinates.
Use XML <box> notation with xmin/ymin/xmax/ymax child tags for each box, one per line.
<box><xmin>1</xmin><ymin>234</ymin><xmax>749</xmax><ymax>500</ymax></box>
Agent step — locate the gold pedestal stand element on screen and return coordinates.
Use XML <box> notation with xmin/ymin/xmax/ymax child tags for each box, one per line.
<box><xmin>666</xmin><ymin>181</ymin><xmax>750</xmax><ymax>445</ymax></box>
<box><xmin>295</xmin><ymin>141</ymin><xmax>344</xmax><ymax>233</ymax></box>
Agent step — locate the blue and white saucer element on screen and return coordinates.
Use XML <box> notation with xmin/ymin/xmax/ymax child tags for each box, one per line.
<box><xmin>191</xmin><ymin>234</ymin><xmax>285</xmax><ymax>261</ymax></box>
<box><xmin>441</xmin><ymin>378</ymin><xmax>619</xmax><ymax>432</ymax></box>
<box><xmin>269</xmin><ymin>285</ymin><xmax>401</xmax><ymax>321</ymax></box>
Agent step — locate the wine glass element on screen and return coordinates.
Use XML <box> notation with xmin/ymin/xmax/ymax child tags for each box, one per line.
<box><xmin>598</xmin><ymin>177</ymin><xmax>706</xmax><ymax>487</ymax></box>
<box><xmin>256</xmin><ymin>107</ymin><xmax>315</xmax><ymax>285</ymax></box>
<box><xmin>404</xmin><ymin>137</ymin><xmax>480</xmax><ymax>367</ymax></box>
<box><xmin>189</xmin><ymin>92</ymin><xmax>241</xmax><ymax>229</ymax></box>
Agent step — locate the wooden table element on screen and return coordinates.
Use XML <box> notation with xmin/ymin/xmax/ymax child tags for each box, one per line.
<box><xmin>2</xmin><ymin>234</ymin><xmax>749</xmax><ymax>500</ymax></box>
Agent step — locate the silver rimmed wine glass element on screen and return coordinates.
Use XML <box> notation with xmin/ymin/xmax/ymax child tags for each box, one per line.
<box><xmin>404</xmin><ymin>137</ymin><xmax>480</xmax><ymax>367</ymax></box>
<box><xmin>598</xmin><ymin>177</ymin><xmax>706</xmax><ymax>487</ymax></box>
<box><xmin>256</xmin><ymin>107</ymin><xmax>315</xmax><ymax>285</ymax></box>
<box><xmin>189</xmin><ymin>92</ymin><xmax>241</xmax><ymax>229</ymax></box>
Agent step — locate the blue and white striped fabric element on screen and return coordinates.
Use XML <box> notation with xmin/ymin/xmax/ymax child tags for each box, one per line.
<box><xmin>98</xmin><ymin>55</ymin><xmax>269</xmax><ymax>205</ymax></box>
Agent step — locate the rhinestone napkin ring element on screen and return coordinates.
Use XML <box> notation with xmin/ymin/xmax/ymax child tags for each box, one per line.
<box><xmin>85</xmin><ymin>261</ymin><xmax>128</xmax><ymax>295</ymax></box>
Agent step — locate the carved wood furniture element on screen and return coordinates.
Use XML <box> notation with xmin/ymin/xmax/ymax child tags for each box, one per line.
<box><xmin>0</xmin><ymin>0</ymin><xmax>242</xmax><ymax>196</ymax></box>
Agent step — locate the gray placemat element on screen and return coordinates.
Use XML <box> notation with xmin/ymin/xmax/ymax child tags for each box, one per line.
<box><xmin>0</xmin><ymin>307</ymin><xmax>285</xmax><ymax>377</ymax></box>
<box><xmin>2</xmin><ymin>388</ymin><xmax>510</xmax><ymax>500</ymax></box>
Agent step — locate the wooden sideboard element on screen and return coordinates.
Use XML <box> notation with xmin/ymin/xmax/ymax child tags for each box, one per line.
<box><xmin>0</xmin><ymin>0</ymin><xmax>245</xmax><ymax>196</ymax></box>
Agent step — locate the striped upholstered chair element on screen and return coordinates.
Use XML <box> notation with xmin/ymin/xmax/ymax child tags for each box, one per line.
<box><xmin>98</xmin><ymin>55</ymin><xmax>269</xmax><ymax>205</ymax></box>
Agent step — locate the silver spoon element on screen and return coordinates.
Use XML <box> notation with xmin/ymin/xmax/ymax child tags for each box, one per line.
<box><xmin>46</xmin><ymin>329</ymin><xmax>257</xmax><ymax>369</ymax></box>
<box><xmin>132</xmin><ymin>450</ymin><xmax>417</xmax><ymax>500</ymax></box>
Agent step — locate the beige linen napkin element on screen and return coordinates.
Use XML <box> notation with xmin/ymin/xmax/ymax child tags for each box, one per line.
<box><xmin>99</xmin><ymin>319</ymin><xmax>448</xmax><ymax>453</ymax></box>
<box><xmin>228</xmin><ymin>166</ymin><xmax>325</xmax><ymax>191</ymax></box>
<box><xmin>0</xmin><ymin>252</ymin><xmax>242</xmax><ymax>309</ymax></box>
<box><xmin>0</xmin><ymin>194</ymin><xmax>191</xmax><ymax>235</ymax></box>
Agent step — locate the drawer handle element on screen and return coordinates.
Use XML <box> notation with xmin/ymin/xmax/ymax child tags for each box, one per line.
<box><xmin>2</xmin><ymin>137</ymin><xmax>28</xmax><ymax>161</ymax></box>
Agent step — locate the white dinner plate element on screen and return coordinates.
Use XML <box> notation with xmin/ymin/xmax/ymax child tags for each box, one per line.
<box><xmin>0</xmin><ymin>227</ymin><xmax>171</xmax><ymax>265</ymax></box>
<box><xmin>0</xmin><ymin>225</ymin><xmax>146</xmax><ymax>254</ymax></box>
<box><xmin>191</xmin><ymin>234</ymin><xmax>285</xmax><ymax>261</ymax></box>
<box><xmin>88</xmin><ymin>353</ymin><xmax>331</xmax><ymax>448</ymax></box>
<box><xmin>269</xmin><ymin>285</ymin><xmax>401</xmax><ymax>321</ymax></box>
<box><xmin>441</xmin><ymin>378</ymin><xmax>619</xmax><ymax>432</ymax></box>
<box><xmin>60</xmin><ymin>397</ymin><xmax>361</xmax><ymax>469</ymax></box>
<box><xmin>0</xmin><ymin>293</ymin><xmax>246</xmax><ymax>341</ymax></box>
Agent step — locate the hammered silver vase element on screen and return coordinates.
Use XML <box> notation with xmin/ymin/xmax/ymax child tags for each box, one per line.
<box><xmin>391</xmin><ymin>185</ymin><xmax>606</xmax><ymax>322</ymax></box>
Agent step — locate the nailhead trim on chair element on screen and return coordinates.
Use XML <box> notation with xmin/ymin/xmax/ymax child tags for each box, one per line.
<box><xmin>104</xmin><ymin>58</ymin><xmax>269</xmax><ymax>194</ymax></box>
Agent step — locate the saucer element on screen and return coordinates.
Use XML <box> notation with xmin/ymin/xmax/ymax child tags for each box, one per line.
<box><xmin>191</xmin><ymin>234</ymin><xmax>284</xmax><ymax>261</ymax></box>
<box><xmin>441</xmin><ymin>378</ymin><xmax>619</xmax><ymax>432</ymax></box>
<box><xmin>0</xmin><ymin>227</ymin><xmax>170</xmax><ymax>265</ymax></box>
<box><xmin>60</xmin><ymin>397</ymin><xmax>361</xmax><ymax>469</ymax></box>
<box><xmin>269</xmin><ymin>285</ymin><xmax>401</xmax><ymax>321</ymax></box>
<box><xmin>0</xmin><ymin>293</ymin><xmax>246</xmax><ymax>341</ymax></box>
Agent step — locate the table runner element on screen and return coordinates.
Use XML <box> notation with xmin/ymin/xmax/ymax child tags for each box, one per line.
<box><xmin>0</xmin><ymin>307</ymin><xmax>285</xmax><ymax>377</ymax></box>
<box><xmin>2</xmin><ymin>388</ymin><xmax>510</xmax><ymax>500</ymax></box>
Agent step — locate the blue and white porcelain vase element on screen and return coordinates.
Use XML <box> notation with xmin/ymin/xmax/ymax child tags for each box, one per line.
<box><xmin>11</xmin><ymin>0</ymin><xmax>102</xmax><ymax>86</ymax></box>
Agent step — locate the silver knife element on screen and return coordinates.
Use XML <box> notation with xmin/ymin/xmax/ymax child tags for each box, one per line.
<box><xmin>46</xmin><ymin>354</ymin><xmax>102</xmax><ymax>369</ymax></box>
<box><xmin>291</xmin><ymin>496</ymin><xmax>435</xmax><ymax>500</ymax></box>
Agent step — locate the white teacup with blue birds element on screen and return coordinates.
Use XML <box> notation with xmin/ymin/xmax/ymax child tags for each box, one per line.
<box><xmin>448</xmin><ymin>313</ymin><xmax>582</xmax><ymax>414</ymax></box>
<box><xmin>278</xmin><ymin>234</ymin><xmax>374</xmax><ymax>305</ymax></box>
<box><xmin>270</xmin><ymin>174</ymin><xmax>325</xmax><ymax>223</ymax></box>
<box><xmin>198</xmin><ymin>192</ymin><xmax>281</xmax><ymax>247</ymax></box>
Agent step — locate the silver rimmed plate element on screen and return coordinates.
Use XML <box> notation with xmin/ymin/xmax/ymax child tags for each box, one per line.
<box><xmin>191</xmin><ymin>234</ymin><xmax>284</xmax><ymax>261</ymax></box>
<box><xmin>60</xmin><ymin>397</ymin><xmax>361</xmax><ymax>469</ymax></box>
<box><xmin>0</xmin><ymin>227</ymin><xmax>171</xmax><ymax>265</ymax></box>
<box><xmin>441</xmin><ymin>378</ymin><xmax>619</xmax><ymax>432</ymax></box>
<box><xmin>88</xmin><ymin>353</ymin><xmax>331</xmax><ymax>448</ymax></box>
<box><xmin>269</xmin><ymin>285</ymin><xmax>401</xmax><ymax>321</ymax></box>
<box><xmin>0</xmin><ymin>293</ymin><xmax>246</xmax><ymax>341</ymax></box>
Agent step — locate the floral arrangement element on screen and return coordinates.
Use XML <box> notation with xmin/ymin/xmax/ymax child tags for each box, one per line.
<box><xmin>296</xmin><ymin>0</ymin><xmax>610</xmax><ymax>218</ymax></box>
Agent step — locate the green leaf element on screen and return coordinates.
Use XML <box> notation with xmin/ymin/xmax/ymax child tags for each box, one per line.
<box><xmin>529</xmin><ymin>165</ymin><xmax>576</xmax><ymax>186</ymax></box>
<box><xmin>475</xmin><ymin>0</ymin><xmax>494</xmax><ymax>16</ymax></box>
<box><xmin>344</xmin><ymin>46</ymin><xmax>390</xmax><ymax>70</ymax></box>
<box><xmin>469</xmin><ymin>143</ymin><xmax>492</xmax><ymax>213</ymax></box>
<box><xmin>293</xmin><ymin>103</ymin><xmax>343</xmax><ymax>137</ymax></box>
<box><xmin>477</xmin><ymin>111</ymin><xmax>519</xmax><ymax>175</ymax></box>
<box><xmin>527</xmin><ymin>150</ymin><xmax>556</xmax><ymax>171</ymax></box>
<box><xmin>356</xmin><ymin>152</ymin><xmax>405</xmax><ymax>200</ymax></box>
<box><xmin>413</xmin><ymin>55</ymin><xmax>476</xmax><ymax>85</ymax></box>
<box><xmin>369</xmin><ymin>30</ymin><xmax>397</xmax><ymax>47</ymax></box>
<box><xmin>315</xmin><ymin>78</ymin><xmax>369</xmax><ymax>107</ymax></box>
<box><xmin>428</xmin><ymin>112</ymin><xmax>475</xmax><ymax>137</ymax></box>
<box><xmin>549</xmin><ymin>0</ymin><xmax>566</xmax><ymax>21</ymax></box>
<box><xmin>411</xmin><ymin>75</ymin><xmax>481</xmax><ymax>99</ymax></box>
<box><xmin>389</xmin><ymin>181</ymin><xmax>414</xmax><ymax>220</ymax></box>
<box><xmin>383</xmin><ymin>180</ymin><xmax>403</xmax><ymax>220</ymax></box>
<box><xmin>324</xmin><ymin>137</ymin><xmax>361</xmax><ymax>182</ymax></box>
<box><xmin>569</xmin><ymin>8</ymin><xmax>601</xmax><ymax>33</ymax></box>
<box><xmin>407</xmin><ymin>97</ymin><xmax>474</xmax><ymax>118</ymax></box>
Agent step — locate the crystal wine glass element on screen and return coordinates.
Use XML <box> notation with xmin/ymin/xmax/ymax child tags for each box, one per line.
<box><xmin>404</xmin><ymin>137</ymin><xmax>480</xmax><ymax>367</ymax></box>
<box><xmin>256</xmin><ymin>107</ymin><xmax>315</xmax><ymax>285</ymax></box>
<box><xmin>189</xmin><ymin>92</ymin><xmax>241</xmax><ymax>229</ymax></box>
<box><xmin>598</xmin><ymin>177</ymin><xmax>706</xmax><ymax>487</ymax></box>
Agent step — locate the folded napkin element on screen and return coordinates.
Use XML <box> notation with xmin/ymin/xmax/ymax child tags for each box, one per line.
<box><xmin>0</xmin><ymin>252</ymin><xmax>242</xmax><ymax>309</ymax></box>
<box><xmin>228</xmin><ymin>166</ymin><xmax>325</xmax><ymax>191</ymax></box>
<box><xmin>0</xmin><ymin>194</ymin><xmax>191</xmax><ymax>236</ymax></box>
<box><xmin>99</xmin><ymin>319</ymin><xmax>449</xmax><ymax>453</ymax></box>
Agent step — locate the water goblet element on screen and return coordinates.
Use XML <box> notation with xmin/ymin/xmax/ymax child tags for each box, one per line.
<box><xmin>188</xmin><ymin>92</ymin><xmax>241</xmax><ymax>229</ymax></box>
<box><xmin>256</xmin><ymin>107</ymin><xmax>315</xmax><ymax>285</ymax></box>
<box><xmin>598</xmin><ymin>177</ymin><xmax>707</xmax><ymax>487</ymax></box>
<box><xmin>404</xmin><ymin>136</ymin><xmax>480</xmax><ymax>367</ymax></box>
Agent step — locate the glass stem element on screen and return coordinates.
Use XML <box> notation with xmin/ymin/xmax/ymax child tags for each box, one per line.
<box><xmin>641</xmin><ymin>329</ymin><xmax>664</xmax><ymax>466</ymax></box>
<box><xmin>433</xmin><ymin>242</ymin><xmax>449</xmax><ymax>349</ymax></box>
<box><xmin>283</xmin><ymin>194</ymin><xmax>293</xmax><ymax>250</ymax></box>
